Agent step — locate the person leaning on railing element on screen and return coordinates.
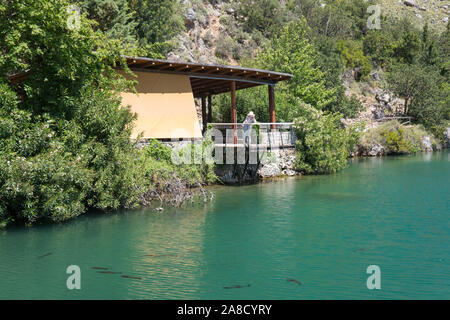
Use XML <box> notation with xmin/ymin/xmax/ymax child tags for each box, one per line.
<box><xmin>243</xmin><ymin>111</ymin><xmax>257</xmax><ymax>146</ymax></box>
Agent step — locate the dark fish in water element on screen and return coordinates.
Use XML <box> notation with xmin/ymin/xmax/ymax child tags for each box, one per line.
<box><xmin>97</xmin><ymin>271</ymin><xmax>122</xmax><ymax>274</ymax></box>
<box><xmin>91</xmin><ymin>267</ymin><xmax>110</xmax><ymax>270</ymax></box>
<box><xmin>121</xmin><ymin>275</ymin><xmax>142</xmax><ymax>280</ymax></box>
<box><xmin>353</xmin><ymin>248</ymin><xmax>366</xmax><ymax>253</ymax></box>
<box><xmin>223</xmin><ymin>284</ymin><xmax>251</xmax><ymax>289</ymax></box>
<box><xmin>38</xmin><ymin>252</ymin><xmax>52</xmax><ymax>259</ymax></box>
<box><xmin>286</xmin><ymin>278</ymin><xmax>301</xmax><ymax>286</ymax></box>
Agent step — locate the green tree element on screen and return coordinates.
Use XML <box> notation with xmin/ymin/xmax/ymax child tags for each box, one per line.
<box><xmin>237</xmin><ymin>0</ymin><xmax>285</xmax><ymax>38</ymax></box>
<box><xmin>386</xmin><ymin>63</ymin><xmax>431</xmax><ymax>115</ymax></box>
<box><xmin>336</xmin><ymin>39</ymin><xmax>372</xmax><ymax>80</ymax></box>
<box><xmin>293</xmin><ymin>103</ymin><xmax>361</xmax><ymax>174</ymax></box>
<box><xmin>0</xmin><ymin>0</ymin><xmax>140</xmax><ymax>225</ymax></box>
<box><xmin>314</xmin><ymin>36</ymin><xmax>363</xmax><ymax>117</ymax></box>
<box><xmin>77</xmin><ymin>0</ymin><xmax>138</xmax><ymax>47</ymax></box>
<box><xmin>363</xmin><ymin>30</ymin><xmax>395</xmax><ymax>67</ymax></box>
<box><xmin>129</xmin><ymin>0</ymin><xmax>183</xmax><ymax>55</ymax></box>
<box><xmin>256</xmin><ymin>20</ymin><xmax>336</xmax><ymax>113</ymax></box>
<box><xmin>394</xmin><ymin>29</ymin><xmax>421</xmax><ymax>64</ymax></box>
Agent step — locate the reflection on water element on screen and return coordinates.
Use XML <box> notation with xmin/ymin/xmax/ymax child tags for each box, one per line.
<box><xmin>0</xmin><ymin>151</ymin><xmax>449</xmax><ymax>299</ymax></box>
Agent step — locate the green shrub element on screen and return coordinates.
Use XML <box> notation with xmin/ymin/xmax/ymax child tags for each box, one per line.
<box><xmin>363</xmin><ymin>31</ymin><xmax>395</xmax><ymax>66</ymax></box>
<box><xmin>0</xmin><ymin>0</ymin><xmax>215</xmax><ymax>227</ymax></box>
<box><xmin>143</xmin><ymin>139</ymin><xmax>172</xmax><ymax>162</ymax></box>
<box><xmin>380</xmin><ymin>127</ymin><xmax>413</xmax><ymax>154</ymax></box>
<box><xmin>293</xmin><ymin>103</ymin><xmax>361</xmax><ymax>174</ymax></box>
<box><xmin>358</xmin><ymin>121</ymin><xmax>438</xmax><ymax>155</ymax></box>
<box><xmin>140</xmin><ymin>140</ymin><xmax>217</xmax><ymax>188</ymax></box>
<box><xmin>336</xmin><ymin>40</ymin><xmax>372</xmax><ymax>80</ymax></box>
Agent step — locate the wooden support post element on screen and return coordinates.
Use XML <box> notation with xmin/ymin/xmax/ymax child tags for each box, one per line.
<box><xmin>201</xmin><ymin>96</ymin><xmax>207</xmax><ymax>134</ymax></box>
<box><xmin>268</xmin><ymin>84</ymin><xmax>276</xmax><ymax>129</ymax></box>
<box><xmin>230</xmin><ymin>81</ymin><xmax>237</xmax><ymax>124</ymax></box>
<box><xmin>208</xmin><ymin>95</ymin><xmax>212</xmax><ymax>123</ymax></box>
<box><xmin>230</xmin><ymin>81</ymin><xmax>237</xmax><ymax>143</ymax></box>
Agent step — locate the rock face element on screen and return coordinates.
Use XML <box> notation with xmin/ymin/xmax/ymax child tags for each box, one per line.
<box><xmin>258</xmin><ymin>148</ymin><xmax>297</xmax><ymax>178</ymax></box>
<box><xmin>367</xmin><ymin>143</ymin><xmax>386</xmax><ymax>157</ymax></box>
<box><xmin>184</xmin><ymin>8</ymin><xmax>196</xmax><ymax>29</ymax></box>
<box><xmin>444</xmin><ymin>128</ymin><xmax>450</xmax><ymax>148</ymax></box>
<box><xmin>422</xmin><ymin>136</ymin><xmax>433</xmax><ymax>152</ymax></box>
<box><xmin>215</xmin><ymin>148</ymin><xmax>299</xmax><ymax>183</ymax></box>
<box><xmin>258</xmin><ymin>162</ymin><xmax>282</xmax><ymax>178</ymax></box>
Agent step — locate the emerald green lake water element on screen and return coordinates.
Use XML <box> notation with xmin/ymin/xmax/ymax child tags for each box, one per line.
<box><xmin>0</xmin><ymin>152</ymin><xmax>449</xmax><ymax>299</ymax></box>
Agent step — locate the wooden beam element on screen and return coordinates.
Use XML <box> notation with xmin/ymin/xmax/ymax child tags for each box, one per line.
<box><xmin>158</xmin><ymin>63</ymin><xmax>174</xmax><ymax>70</ymax></box>
<box><xmin>189</xmin><ymin>66</ymin><xmax>206</xmax><ymax>72</ymax></box>
<box><xmin>202</xmin><ymin>96</ymin><xmax>207</xmax><ymax>134</ymax></box>
<box><xmin>231</xmin><ymin>81</ymin><xmax>236</xmax><ymax>124</ymax></box>
<box><xmin>193</xmin><ymin>81</ymin><xmax>259</xmax><ymax>97</ymax></box>
<box><xmin>127</xmin><ymin>67</ymin><xmax>278</xmax><ymax>85</ymax></box>
<box><xmin>174</xmin><ymin>65</ymin><xmax>190</xmax><ymax>71</ymax></box>
<box><xmin>191</xmin><ymin>79</ymin><xmax>228</xmax><ymax>90</ymax></box>
<box><xmin>230</xmin><ymin>81</ymin><xmax>237</xmax><ymax>143</ymax></box>
<box><xmin>208</xmin><ymin>95</ymin><xmax>212</xmax><ymax>123</ymax></box>
<box><xmin>268</xmin><ymin>84</ymin><xmax>276</xmax><ymax>129</ymax></box>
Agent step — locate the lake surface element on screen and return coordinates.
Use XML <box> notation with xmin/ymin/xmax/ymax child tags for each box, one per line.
<box><xmin>0</xmin><ymin>152</ymin><xmax>449</xmax><ymax>299</ymax></box>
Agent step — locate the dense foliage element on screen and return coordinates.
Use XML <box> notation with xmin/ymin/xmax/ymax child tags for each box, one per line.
<box><xmin>0</xmin><ymin>0</ymin><xmax>213</xmax><ymax>227</ymax></box>
<box><xmin>293</xmin><ymin>103</ymin><xmax>362</xmax><ymax>174</ymax></box>
<box><xmin>212</xmin><ymin>0</ymin><xmax>449</xmax><ymax>131</ymax></box>
<box><xmin>358</xmin><ymin>120</ymin><xmax>439</xmax><ymax>155</ymax></box>
<box><xmin>75</xmin><ymin>0</ymin><xmax>183</xmax><ymax>56</ymax></box>
<box><xmin>211</xmin><ymin>0</ymin><xmax>448</xmax><ymax>169</ymax></box>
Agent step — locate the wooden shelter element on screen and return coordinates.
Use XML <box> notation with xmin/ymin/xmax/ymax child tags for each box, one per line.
<box><xmin>7</xmin><ymin>56</ymin><xmax>293</xmax><ymax>140</ymax></box>
<box><xmin>121</xmin><ymin>56</ymin><xmax>293</xmax><ymax>140</ymax></box>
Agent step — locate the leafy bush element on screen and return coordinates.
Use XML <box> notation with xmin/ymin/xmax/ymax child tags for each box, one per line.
<box><xmin>143</xmin><ymin>139</ymin><xmax>173</xmax><ymax>162</ymax></box>
<box><xmin>336</xmin><ymin>40</ymin><xmax>372</xmax><ymax>80</ymax></box>
<box><xmin>380</xmin><ymin>128</ymin><xmax>413</xmax><ymax>154</ymax></box>
<box><xmin>0</xmin><ymin>0</ymin><xmax>214</xmax><ymax>227</ymax></box>
<box><xmin>357</xmin><ymin>121</ymin><xmax>438</xmax><ymax>155</ymax></box>
<box><xmin>363</xmin><ymin>30</ymin><xmax>395</xmax><ymax>67</ymax></box>
<box><xmin>293</xmin><ymin>103</ymin><xmax>361</xmax><ymax>174</ymax></box>
<box><xmin>140</xmin><ymin>140</ymin><xmax>217</xmax><ymax>188</ymax></box>
<box><xmin>237</xmin><ymin>0</ymin><xmax>285</xmax><ymax>38</ymax></box>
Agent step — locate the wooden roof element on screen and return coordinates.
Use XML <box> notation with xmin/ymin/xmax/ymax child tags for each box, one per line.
<box><xmin>124</xmin><ymin>56</ymin><xmax>293</xmax><ymax>98</ymax></box>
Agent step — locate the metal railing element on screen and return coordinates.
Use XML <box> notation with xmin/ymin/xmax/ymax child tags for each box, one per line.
<box><xmin>208</xmin><ymin>122</ymin><xmax>296</xmax><ymax>149</ymax></box>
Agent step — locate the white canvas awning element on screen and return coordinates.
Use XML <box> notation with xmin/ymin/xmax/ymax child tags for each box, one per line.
<box><xmin>120</xmin><ymin>71</ymin><xmax>202</xmax><ymax>139</ymax></box>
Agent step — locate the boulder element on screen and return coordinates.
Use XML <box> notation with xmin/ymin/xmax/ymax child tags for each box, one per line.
<box><xmin>258</xmin><ymin>163</ymin><xmax>281</xmax><ymax>178</ymax></box>
<box><xmin>283</xmin><ymin>169</ymin><xmax>297</xmax><ymax>176</ymax></box>
<box><xmin>368</xmin><ymin>143</ymin><xmax>385</xmax><ymax>156</ymax></box>
<box><xmin>226</xmin><ymin>8</ymin><xmax>235</xmax><ymax>15</ymax></box>
<box><xmin>184</xmin><ymin>8</ymin><xmax>196</xmax><ymax>29</ymax></box>
<box><xmin>404</xmin><ymin>0</ymin><xmax>418</xmax><ymax>7</ymax></box>
<box><xmin>373</xmin><ymin>108</ymin><xmax>385</xmax><ymax>120</ymax></box>
<box><xmin>422</xmin><ymin>136</ymin><xmax>433</xmax><ymax>152</ymax></box>
<box><xmin>443</xmin><ymin>128</ymin><xmax>450</xmax><ymax>148</ymax></box>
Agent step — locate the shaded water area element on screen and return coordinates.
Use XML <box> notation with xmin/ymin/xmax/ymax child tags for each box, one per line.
<box><xmin>0</xmin><ymin>152</ymin><xmax>449</xmax><ymax>299</ymax></box>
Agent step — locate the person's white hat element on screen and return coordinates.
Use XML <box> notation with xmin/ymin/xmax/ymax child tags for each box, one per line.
<box><xmin>248</xmin><ymin>111</ymin><xmax>255</xmax><ymax>117</ymax></box>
